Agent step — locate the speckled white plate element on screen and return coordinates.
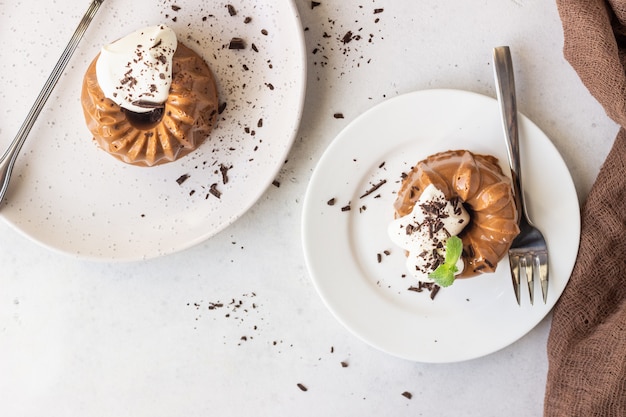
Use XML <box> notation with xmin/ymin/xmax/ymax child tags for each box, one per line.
<box><xmin>0</xmin><ymin>0</ymin><xmax>306</xmax><ymax>261</ymax></box>
<box><xmin>302</xmin><ymin>89</ymin><xmax>580</xmax><ymax>363</ymax></box>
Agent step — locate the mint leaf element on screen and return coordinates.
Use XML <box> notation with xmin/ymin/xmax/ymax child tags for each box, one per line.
<box><xmin>444</xmin><ymin>236</ymin><xmax>463</xmax><ymax>265</ymax></box>
<box><xmin>428</xmin><ymin>236</ymin><xmax>464</xmax><ymax>288</ymax></box>
<box><xmin>429</xmin><ymin>264</ymin><xmax>455</xmax><ymax>287</ymax></box>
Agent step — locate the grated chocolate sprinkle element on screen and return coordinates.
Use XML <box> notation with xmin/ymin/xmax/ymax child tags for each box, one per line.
<box><xmin>176</xmin><ymin>174</ymin><xmax>190</xmax><ymax>185</ymax></box>
<box><xmin>228</xmin><ymin>37</ymin><xmax>246</xmax><ymax>50</ymax></box>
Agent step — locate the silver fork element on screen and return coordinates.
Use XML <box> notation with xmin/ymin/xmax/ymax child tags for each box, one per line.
<box><xmin>493</xmin><ymin>46</ymin><xmax>549</xmax><ymax>305</ymax></box>
<box><xmin>0</xmin><ymin>0</ymin><xmax>104</xmax><ymax>207</ymax></box>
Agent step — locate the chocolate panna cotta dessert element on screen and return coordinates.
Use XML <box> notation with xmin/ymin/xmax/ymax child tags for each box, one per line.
<box><xmin>81</xmin><ymin>25</ymin><xmax>219</xmax><ymax>167</ymax></box>
<box><xmin>389</xmin><ymin>149</ymin><xmax>520</xmax><ymax>286</ymax></box>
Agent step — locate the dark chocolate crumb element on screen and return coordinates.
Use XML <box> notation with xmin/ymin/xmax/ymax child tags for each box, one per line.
<box><xmin>359</xmin><ymin>179</ymin><xmax>387</xmax><ymax>198</ymax></box>
<box><xmin>327</xmin><ymin>198</ymin><xmax>336</xmax><ymax>206</ymax></box>
<box><xmin>341</xmin><ymin>204</ymin><xmax>351</xmax><ymax>212</ymax></box>
<box><xmin>340</xmin><ymin>361</ymin><xmax>348</xmax><ymax>368</ymax></box>
<box><xmin>171</xmin><ymin>5</ymin><xmax>181</xmax><ymax>11</ymax></box>
<box><xmin>333</xmin><ymin>112</ymin><xmax>344</xmax><ymax>119</ymax></box>
<box><xmin>209</xmin><ymin>183</ymin><xmax>222</xmax><ymax>198</ymax></box>
<box><xmin>261</xmin><ymin>29</ymin><xmax>268</xmax><ymax>36</ymax></box>
<box><xmin>377</xmin><ymin>253</ymin><xmax>382</xmax><ymax>263</ymax></box>
<box><xmin>176</xmin><ymin>174</ymin><xmax>190</xmax><ymax>185</ymax></box>
<box><xmin>311</xmin><ymin>1</ymin><xmax>321</xmax><ymax>8</ymax></box>
<box><xmin>251</xmin><ymin>43</ymin><xmax>259</xmax><ymax>52</ymax></box>
<box><xmin>272</xmin><ymin>180</ymin><xmax>280</xmax><ymax>187</ymax></box>
<box><xmin>297</xmin><ymin>383</ymin><xmax>308</xmax><ymax>392</ymax></box>
<box><xmin>374</xmin><ymin>8</ymin><xmax>384</xmax><ymax>14</ymax></box>
<box><xmin>218</xmin><ymin>102</ymin><xmax>227</xmax><ymax>114</ymax></box>
<box><xmin>219</xmin><ymin>164</ymin><xmax>231</xmax><ymax>184</ymax></box>
<box><xmin>430</xmin><ymin>285</ymin><xmax>441</xmax><ymax>300</ymax></box>
<box><xmin>229</xmin><ymin>37</ymin><xmax>246</xmax><ymax>50</ymax></box>
<box><xmin>257</xmin><ymin>118</ymin><xmax>263</xmax><ymax>128</ymax></box>
<box><xmin>265</xmin><ymin>83</ymin><xmax>275</xmax><ymax>90</ymax></box>
<box><xmin>244</xmin><ymin>16</ymin><xmax>252</xmax><ymax>24</ymax></box>
<box><xmin>401</xmin><ymin>391</ymin><xmax>412</xmax><ymax>399</ymax></box>
<box><xmin>227</xmin><ymin>4</ymin><xmax>237</xmax><ymax>16</ymax></box>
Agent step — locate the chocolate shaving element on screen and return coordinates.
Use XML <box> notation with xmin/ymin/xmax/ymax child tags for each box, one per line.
<box><xmin>229</xmin><ymin>37</ymin><xmax>246</xmax><ymax>50</ymax></box>
<box><xmin>219</xmin><ymin>164</ymin><xmax>231</xmax><ymax>184</ymax></box>
<box><xmin>401</xmin><ymin>391</ymin><xmax>412</xmax><ymax>399</ymax></box>
<box><xmin>176</xmin><ymin>174</ymin><xmax>190</xmax><ymax>185</ymax></box>
<box><xmin>297</xmin><ymin>383</ymin><xmax>308</xmax><ymax>392</ymax></box>
<box><xmin>227</xmin><ymin>4</ymin><xmax>236</xmax><ymax>16</ymax></box>
<box><xmin>327</xmin><ymin>198</ymin><xmax>336</xmax><ymax>206</ymax></box>
<box><xmin>333</xmin><ymin>112</ymin><xmax>344</xmax><ymax>119</ymax></box>
<box><xmin>218</xmin><ymin>102</ymin><xmax>227</xmax><ymax>114</ymax></box>
<box><xmin>209</xmin><ymin>183</ymin><xmax>222</xmax><ymax>198</ymax></box>
<box><xmin>131</xmin><ymin>100</ymin><xmax>164</xmax><ymax>109</ymax></box>
<box><xmin>408</xmin><ymin>281</ymin><xmax>441</xmax><ymax>299</ymax></box>
<box><xmin>311</xmin><ymin>1</ymin><xmax>321</xmax><ymax>9</ymax></box>
<box><xmin>430</xmin><ymin>285</ymin><xmax>441</xmax><ymax>300</ymax></box>
<box><xmin>360</xmin><ymin>179</ymin><xmax>387</xmax><ymax>198</ymax></box>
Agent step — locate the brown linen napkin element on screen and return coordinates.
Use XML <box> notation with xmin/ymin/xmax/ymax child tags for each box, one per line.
<box><xmin>545</xmin><ymin>1</ymin><xmax>626</xmax><ymax>415</ymax></box>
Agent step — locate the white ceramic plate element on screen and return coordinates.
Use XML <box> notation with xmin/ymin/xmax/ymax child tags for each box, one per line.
<box><xmin>302</xmin><ymin>89</ymin><xmax>580</xmax><ymax>363</ymax></box>
<box><xmin>0</xmin><ymin>0</ymin><xmax>306</xmax><ymax>261</ymax></box>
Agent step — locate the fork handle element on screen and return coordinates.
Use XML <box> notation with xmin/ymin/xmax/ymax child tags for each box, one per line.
<box><xmin>493</xmin><ymin>46</ymin><xmax>523</xmax><ymax>223</ymax></box>
<box><xmin>0</xmin><ymin>0</ymin><xmax>104</xmax><ymax>206</ymax></box>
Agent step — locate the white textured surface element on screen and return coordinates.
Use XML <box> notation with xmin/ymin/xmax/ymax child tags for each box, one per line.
<box><xmin>0</xmin><ymin>0</ymin><xmax>617</xmax><ymax>416</ymax></box>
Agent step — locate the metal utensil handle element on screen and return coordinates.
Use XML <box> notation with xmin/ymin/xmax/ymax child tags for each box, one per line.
<box><xmin>493</xmin><ymin>46</ymin><xmax>523</xmax><ymax>223</ymax></box>
<box><xmin>0</xmin><ymin>0</ymin><xmax>104</xmax><ymax>205</ymax></box>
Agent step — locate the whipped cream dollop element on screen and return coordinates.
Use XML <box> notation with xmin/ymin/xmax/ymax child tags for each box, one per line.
<box><xmin>95</xmin><ymin>25</ymin><xmax>177</xmax><ymax>113</ymax></box>
<box><xmin>388</xmin><ymin>184</ymin><xmax>470</xmax><ymax>281</ymax></box>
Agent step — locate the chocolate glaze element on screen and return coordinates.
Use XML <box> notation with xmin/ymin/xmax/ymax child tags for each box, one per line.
<box><xmin>81</xmin><ymin>43</ymin><xmax>219</xmax><ymax>167</ymax></box>
<box><xmin>394</xmin><ymin>150</ymin><xmax>520</xmax><ymax>277</ymax></box>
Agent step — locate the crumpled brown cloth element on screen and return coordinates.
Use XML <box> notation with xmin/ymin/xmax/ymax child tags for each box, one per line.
<box><xmin>545</xmin><ymin>1</ymin><xmax>626</xmax><ymax>416</ymax></box>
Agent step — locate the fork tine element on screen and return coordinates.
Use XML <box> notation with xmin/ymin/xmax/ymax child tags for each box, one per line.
<box><xmin>536</xmin><ymin>251</ymin><xmax>549</xmax><ymax>303</ymax></box>
<box><xmin>524</xmin><ymin>255</ymin><xmax>534</xmax><ymax>305</ymax></box>
<box><xmin>509</xmin><ymin>254</ymin><xmax>521</xmax><ymax>305</ymax></box>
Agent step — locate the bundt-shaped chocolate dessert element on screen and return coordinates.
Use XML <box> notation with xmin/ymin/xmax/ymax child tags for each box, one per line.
<box><xmin>393</xmin><ymin>149</ymin><xmax>520</xmax><ymax>277</ymax></box>
<box><xmin>81</xmin><ymin>40</ymin><xmax>218</xmax><ymax>167</ymax></box>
